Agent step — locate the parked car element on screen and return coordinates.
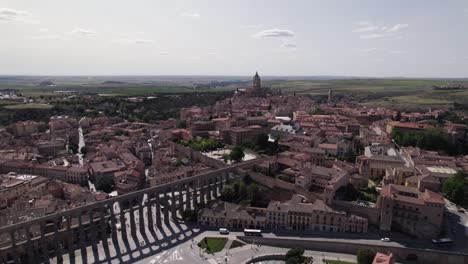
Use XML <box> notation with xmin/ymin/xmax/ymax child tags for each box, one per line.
<box><xmin>381</xmin><ymin>237</ymin><xmax>391</xmax><ymax>242</ymax></box>
<box><xmin>219</xmin><ymin>228</ymin><xmax>230</xmax><ymax>234</ymax></box>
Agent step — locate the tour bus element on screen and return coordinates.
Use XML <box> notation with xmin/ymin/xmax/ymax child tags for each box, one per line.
<box><xmin>243</xmin><ymin>229</ymin><xmax>262</xmax><ymax>236</ymax></box>
<box><xmin>219</xmin><ymin>228</ymin><xmax>230</xmax><ymax>234</ymax></box>
<box><xmin>432</xmin><ymin>238</ymin><xmax>453</xmax><ymax>247</ymax></box>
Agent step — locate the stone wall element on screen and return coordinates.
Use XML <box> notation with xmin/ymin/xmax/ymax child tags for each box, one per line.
<box><xmin>332</xmin><ymin>200</ymin><xmax>380</xmax><ymax>225</ymax></box>
<box><xmin>247</xmin><ymin>171</ymin><xmax>296</xmax><ymax>191</ymax></box>
<box><xmin>239</xmin><ymin>236</ymin><xmax>468</xmax><ymax>264</ymax></box>
<box><xmin>0</xmin><ymin>158</ymin><xmax>266</xmax><ymax>263</ymax></box>
<box><xmin>169</xmin><ymin>141</ymin><xmax>228</xmax><ymax>169</ymax></box>
<box><xmin>247</xmin><ymin>171</ymin><xmax>322</xmax><ymax>201</ymax></box>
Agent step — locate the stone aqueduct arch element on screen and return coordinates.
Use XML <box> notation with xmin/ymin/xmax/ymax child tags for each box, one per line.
<box><xmin>0</xmin><ymin>158</ymin><xmax>265</xmax><ymax>264</ymax></box>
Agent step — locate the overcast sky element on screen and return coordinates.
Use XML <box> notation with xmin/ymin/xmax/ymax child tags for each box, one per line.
<box><xmin>1</xmin><ymin>0</ymin><xmax>468</xmax><ymax>77</ymax></box>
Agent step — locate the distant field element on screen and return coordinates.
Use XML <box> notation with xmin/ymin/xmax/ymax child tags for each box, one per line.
<box><xmin>3</xmin><ymin>103</ymin><xmax>53</xmax><ymax>109</ymax></box>
<box><xmin>0</xmin><ymin>100</ymin><xmax>19</xmax><ymax>105</ymax></box>
<box><xmin>360</xmin><ymin>95</ymin><xmax>452</xmax><ymax>108</ymax></box>
<box><xmin>268</xmin><ymin>78</ymin><xmax>468</xmax><ymax>110</ymax></box>
<box><xmin>2</xmin><ymin>76</ymin><xmax>468</xmax><ymax>110</ymax></box>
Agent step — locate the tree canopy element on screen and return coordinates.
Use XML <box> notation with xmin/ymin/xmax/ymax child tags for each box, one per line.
<box><xmin>285</xmin><ymin>248</ymin><xmax>305</xmax><ymax>264</ymax></box>
<box><xmin>442</xmin><ymin>171</ymin><xmax>468</xmax><ymax>206</ymax></box>
<box><xmin>229</xmin><ymin>145</ymin><xmax>245</xmax><ymax>162</ymax></box>
<box><xmin>392</xmin><ymin>128</ymin><xmax>465</xmax><ymax>155</ymax></box>
<box><xmin>357</xmin><ymin>248</ymin><xmax>376</xmax><ymax>264</ymax></box>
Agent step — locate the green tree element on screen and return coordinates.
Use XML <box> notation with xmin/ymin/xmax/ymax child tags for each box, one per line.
<box><xmin>181</xmin><ymin>208</ymin><xmax>198</xmax><ymax>222</ymax></box>
<box><xmin>95</xmin><ymin>176</ymin><xmax>114</xmax><ymax>193</ymax></box>
<box><xmin>285</xmin><ymin>248</ymin><xmax>305</xmax><ymax>264</ymax></box>
<box><xmin>176</xmin><ymin>120</ymin><xmax>187</xmax><ymax>129</ymax></box>
<box><xmin>221</xmin><ymin>185</ymin><xmax>237</xmax><ymax>202</ymax></box>
<box><xmin>247</xmin><ymin>183</ymin><xmax>260</xmax><ymax>202</ymax></box>
<box><xmin>230</xmin><ymin>145</ymin><xmax>245</xmax><ymax>162</ymax></box>
<box><xmin>394</xmin><ymin>111</ymin><xmax>402</xmax><ymax>121</ymax></box>
<box><xmin>254</xmin><ymin>133</ymin><xmax>269</xmax><ymax>150</ymax></box>
<box><xmin>357</xmin><ymin>248</ymin><xmax>376</xmax><ymax>264</ymax></box>
<box><xmin>442</xmin><ymin>173</ymin><xmax>467</xmax><ymax>205</ymax></box>
<box><xmin>238</xmin><ymin>181</ymin><xmax>247</xmax><ymax>201</ymax></box>
<box><xmin>344</xmin><ymin>148</ymin><xmax>356</xmax><ymax>163</ymax></box>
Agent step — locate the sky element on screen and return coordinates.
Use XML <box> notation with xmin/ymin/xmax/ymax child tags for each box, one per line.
<box><xmin>1</xmin><ymin>0</ymin><xmax>468</xmax><ymax>77</ymax></box>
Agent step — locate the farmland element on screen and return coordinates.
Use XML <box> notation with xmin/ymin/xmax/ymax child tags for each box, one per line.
<box><xmin>1</xmin><ymin>76</ymin><xmax>468</xmax><ymax>111</ymax></box>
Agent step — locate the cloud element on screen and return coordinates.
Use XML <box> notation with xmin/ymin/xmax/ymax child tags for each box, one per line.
<box><xmin>464</xmin><ymin>56</ymin><xmax>468</xmax><ymax>60</ymax></box>
<box><xmin>359</xmin><ymin>48</ymin><xmax>407</xmax><ymax>55</ymax></box>
<box><xmin>282</xmin><ymin>42</ymin><xmax>297</xmax><ymax>48</ymax></box>
<box><xmin>240</xmin><ymin>24</ymin><xmax>263</xmax><ymax>29</ymax></box>
<box><xmin>37</xmin><ymin>28</ymin><xmax>48</xmax><ymax>33</ymax></box>
<box><xmin>132</xmin><ymin>38</ymin><xmax>154</xmax><ymax>44</ymax></box>
<box><xmin>360</xmin><ymin>34</ymin><xmax>385</xmax><ymax>39</ymax></box>
<box><xmin>353</xmin><ymin>26</ymin><xmax>379</xmax><ymax>33</ymax></box>
<box><xmin>385</xmin><ymin>24</ymin><xmax>409</xmax><ymax>33</ymax></box>
<box><xmin>252</xmin><ymin>28</ymin><xmax>295</xmax><ymax>38</ymax></box>
<box><xmin>360</xmin><ymin>48</ymin><xmax>379</xmax><ymax>53</ymax></box>
<box><xmin>25</xmin><ymin>35</ymin><xmax>66</xmax><ymax>41</ymax></box>
<box><xmin>70</xmin><ymin>28</ymin><xmax>98</xmax><ymax>36</ymax></box>
<box><xmin>185</xmin><ymin>56</ymin><xmax>201</xmax><ymax>61</ymax></box>
<box><xmin>357</xmin><ymin>21</ymin><xmax>372</xmax><ymax>26</ymax></box>
<box><xmin>0</xmin><ymin>7</ymin><xmax>38</xmax><ymax>23</ymax></box>
<box><xmin>158</xmin><ymin>51</ymin><xmax>169</xmax><ymax>55</ymax></box>
<box><xmin>179</xmin><ymin>12</ymin><xmax>200</xmax><ymax>18</ymax></box>
<box><xmin>388</xmin><ymin>50</ymin><xmax>407</xmax><ymax>54</ymax></box>
<box><xmin>111</xmin><ymin>38</ymin><xmax>155</xmax><ymax>45</ymax></box>
<box><xmin>353</xmin><ymin>22</ymin><xmax>409</xmax><ymax>40</ymax></box>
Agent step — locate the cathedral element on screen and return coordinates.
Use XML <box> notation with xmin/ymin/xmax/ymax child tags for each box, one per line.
<box><xmin>243</xmin><ymin>71</ymin><xmax>271</xmax><ymax>98</ymax></box>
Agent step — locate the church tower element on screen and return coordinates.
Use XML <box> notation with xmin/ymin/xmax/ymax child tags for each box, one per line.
<box><xmin>328</xmin><ymin>88</ymin><xmax>333</xmax><ymax>105</ymax></box>
<box><xmin>253</xmin><ymin>71</ymin><xmax>261</xmax><ymax>89</ymax></box>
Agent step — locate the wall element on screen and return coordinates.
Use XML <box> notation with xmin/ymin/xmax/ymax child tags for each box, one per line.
<box><xmin>332</xmin><ymin>200</ymin><xmax>380</xmax><ymax>225</ymax></box>
<box><xmin>247</xmin><ymin>171</ymin><xmax>322</xmax><ymax>202</ymax></box>
<box><xmin>239</xmin><ymin>236</ymin><xmax>468</xmax><ymax>264</ymax></box>
<box><xmin>169</xmin><ymin>141</ymin><xmax>228</xmax><ymax>169</ymax></box>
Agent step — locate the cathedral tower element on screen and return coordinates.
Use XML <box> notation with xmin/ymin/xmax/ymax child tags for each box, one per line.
<box><xmin>253</xmin><ymin>71</ymin><xmax>261</xmax><ymax>89</ymax></box>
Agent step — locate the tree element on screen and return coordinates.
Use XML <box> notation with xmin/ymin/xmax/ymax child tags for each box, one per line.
<box><xmin>176</xmin><ymin>120</ymin><xmax>187</xmax><ymax>129</ymax></box>
<box><xmin>95</xmin><ymin>176</ymin><xmax>114</xmax><ymax>193</ymax></box>
<box><xmin>254</xmin><ymin>133</ymin><xmax>269</xmax><ymax>150</ymax></box>
<box><xmin>442</xmin><ymin>174</ymin><xmax>467</xmax><ymax>206</ymax></box>
<box><xmin>285</xmin><ymin>248</ymin><xmax>305</xmax><ymax>264</ymax></box>
<box><xmin>221</xmin><ymin>185</ymin><xmax>237</xmax><ymax>202</ymax></box>
<box><xmin>394</xmin><ymin>111</ymin><xmax>402</xmax><ymax>121</ymax></box>
<box><xmin>230</xmin><ymin>145</ymin><xmax>245</xmax><ymax>162</ymax></box>
<box><xmin>357</xmin><ymin>248</ymin><xmax>376</xmax><ymax>264</ymax></box>
<box><xmin>238</xmin><ymin>181</ymin><xmax>247</xmax><ymax>201</ymax></box>
<box><xmin>181</xmin><ymin>208</ymin><xmax>198</xmax><ymax>222</ymax></box>
<box><xmin>344</xmin><ymin>148</ymin><xmax>356</xmax><ymax>163</ymax></box>
<box><xmin>247</xmin><ymin>183</ymin><xmax>260</xmax><ymax>202</ymax></box>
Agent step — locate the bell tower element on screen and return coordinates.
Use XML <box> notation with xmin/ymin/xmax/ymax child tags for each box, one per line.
<box><xmin>253</xmin><ymin>71</ymin><xmax>261</xmax><ymax>89</ymax></box>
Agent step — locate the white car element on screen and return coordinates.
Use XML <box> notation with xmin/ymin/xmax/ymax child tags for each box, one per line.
<box><xmin>219</xmin><ymin>228</ymin><xmax>230</xmax><ymax>234</ymax></box>
<box><xmin>381</xmin><ymin>237</ymin><xmax>391</xmax><ymax>242</ymax></box>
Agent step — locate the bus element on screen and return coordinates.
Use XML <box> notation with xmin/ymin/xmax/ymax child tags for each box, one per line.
<box><xmin>432</xmin><ymin>238</ymin><xmax>453</xmax><ymax>247</ymax></box>
<box><xmin>244</xmin><ymin>229</ymin><xmax>262</xmax><ymax>236</ymax></box>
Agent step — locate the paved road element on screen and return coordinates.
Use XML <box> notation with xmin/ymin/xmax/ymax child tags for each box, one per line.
<box><xmin>135</xmin><ymin>230</ymin><xmax>358</xmax><ymax>264</ymax></box>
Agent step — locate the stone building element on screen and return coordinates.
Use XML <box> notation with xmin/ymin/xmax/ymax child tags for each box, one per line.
<box><xmin>376</xmin><ymin>184</ymin><xmax>445</xmax><ymax>239</ymax></box>
<box><xmin>267</xmin><ymin>195</ymin><xmax>368</xmax><ymax>233</ymax></box>
<box><xmin>240</xmin><ymin>72</ymin><xmax>271</xmax><ymax>98</ymax></box>
<box><xmin>199</xmin><ymin>195</ymin><xmax>368</xmax><ymax>234</ymax></box>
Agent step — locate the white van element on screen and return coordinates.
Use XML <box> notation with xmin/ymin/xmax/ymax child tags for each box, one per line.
<box><xmin>219</xmin><ymin>228</ymin><xmax>229</xmax><ymax>234</ymax></box>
